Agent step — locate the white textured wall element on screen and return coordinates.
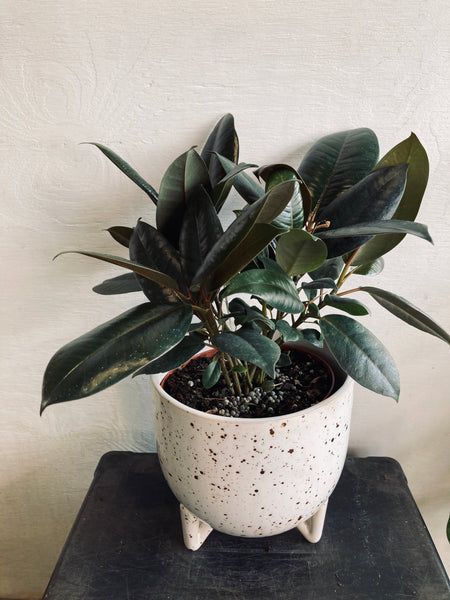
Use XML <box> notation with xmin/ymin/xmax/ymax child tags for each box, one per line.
<box><xmin>1</xmin><ymin>1</ymin><xmax>449</xmax><ymax>596</ymax></box>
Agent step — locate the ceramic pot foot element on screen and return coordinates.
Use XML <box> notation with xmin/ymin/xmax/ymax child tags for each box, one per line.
<box><xmin>297</xmin><ymin>500</ymin><xmax>328</xmax><ymax>543</ymax></box>
<box><xmin>180</xmin><ymin>504</ymin><xmax>213</xmax><ymax>550</ymax></box>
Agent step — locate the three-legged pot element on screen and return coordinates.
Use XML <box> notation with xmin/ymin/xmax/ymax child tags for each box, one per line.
<box><xmin>151</xmin><ymin>345</ymin><xmax>353</xmax><ymax>550</ymax></box>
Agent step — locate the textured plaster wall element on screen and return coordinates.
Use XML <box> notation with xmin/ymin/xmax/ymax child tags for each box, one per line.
<box><xmin>1</xmin><ymin>0</ymin><xmax>449</xmax><ymax>596</ymax></box>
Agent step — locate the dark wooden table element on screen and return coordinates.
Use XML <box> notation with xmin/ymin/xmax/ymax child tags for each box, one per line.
<box><xmin>42</xmin><ymin>453</ymin><xmax>449</xmax><ymax>599</ymax></box>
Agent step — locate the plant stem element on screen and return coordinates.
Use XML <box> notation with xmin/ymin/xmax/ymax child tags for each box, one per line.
<box><xmin>218</xmin><ymin>353</ymin><xmax>234</xmax><ymax>391</ymax></box>
<box><xmin>334</xmin><ymin>287</ymin><xmax>362</xmax><ymax>297</ymax></box>
<box><xmin>231</xmin><ymin>368</ymin><xmax>242</xmax><ymax>396</ymax></box>
<box><xmin>335</xmin><ymin>248</ymin><xmax>361</xmax><ymax>290</ymax></box>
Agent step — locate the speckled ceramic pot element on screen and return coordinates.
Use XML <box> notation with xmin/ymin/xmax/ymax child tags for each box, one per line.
<box><xmin>151</xmin><ymin>344</ymin><xmax>353</xmax><ymax>550</ymax></box>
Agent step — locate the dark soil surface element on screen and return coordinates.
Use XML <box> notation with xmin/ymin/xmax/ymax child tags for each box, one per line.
<box><xmin>163</xmin><ymin>349</ymin><xmax>334</xmax><ymax>418</ymax></box>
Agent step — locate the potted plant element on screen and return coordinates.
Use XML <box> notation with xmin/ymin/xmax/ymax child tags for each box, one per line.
<box><xmin>41</xmin><ymin>115</ymin><xmax>449</xmax><ymax>551</ymax></box>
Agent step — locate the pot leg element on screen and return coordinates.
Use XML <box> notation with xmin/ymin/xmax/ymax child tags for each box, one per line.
<box><xmin>297</xmin><ymin>500</ymin><xmax>328</xmax><ymax>543</ymax></box>
<box><xmin>180</xmin><ymin>504</ymin><xmax>213</xmax><ymax>551</ymax></box>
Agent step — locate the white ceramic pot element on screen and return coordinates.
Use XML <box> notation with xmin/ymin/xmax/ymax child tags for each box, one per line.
<box><xmin>151</xmin><ymin>345</ymin><xmax>353</xmax><ymax>550</ymax></box>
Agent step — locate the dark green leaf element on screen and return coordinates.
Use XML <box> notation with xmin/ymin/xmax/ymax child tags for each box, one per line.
<box><xmin>192</xmin><ymin>180</ymin><xmax>297</xmax><ymax>293</ymax></box>
<box><xmin>228</xmin><ymin>298</ymin><xmax>275</xmax><ymax>330</ymax></box>
<box><xmin>254</xmin><ymin>164</ymin><xmax>304</xmax><ymax>229</ymax></box>
<box><xmin>354</xmin><ymin>133</ymin><xmax>429</xmax><ymax>264</ymax></box>
<box><xmin>107</xmin><ymin>226</ymin><xmax>133</xmax><ymax>248</ymax></box>
<box><xmin>86</xmin><ymin>143</ymin><xmax>158</xmax><ymax>205</ymax></box>
<box><xmin>93</xmin><ymin>272</ymin><xmax>141</xmax><ymax>295</ymax></box>
<box><xmin>202</xmin><ymin>358</ymin><xmax>222</xmax><ymax>389</ymax></box>
<box><xmin>307</xmin><ymin>303</ymin><xmax>320</xmax><ymax>317</ymax></box>
<box><xmin>317</xmin><ymin>165</ymin><xmax>409</xmax><ymax>257</ymax></box>
<box><xmin>222</xmin><ymin>269</ymin><xmax>304</xmax><ymax>314</ymax></box>
<box><xmin>211</xmin><ymin>329</ymin><xmax>281</xmax><ymax>378</ymax></box>
<box><xmin>276</xmin><ymin>353</ymin><xmax>291</xmax><ymax>367</ymax></box>
<box><xmin>257</xmin><ymin>255</ymin><xmax>288</xmax><ymax>275</ymax></box>
<box><xmin>41</xmin><ymin>303</ymin><xmax>193</xmax><ymax>412</ymax></box>
<box><xmin>133</xmin><ymin>335</ymin><xmax>204</xmax><ymax>377</ymax></box>
<box><xmin>156</xmin><ymin>148</ymin><xmax>210</xmax><ymax>248</ymax></box>
<box><xmin>201</xmin><ymin>114</ymin><xmax>239</xmax><ymax>188</ymax></box>
<box><xmin>216</xmin><ymin>154</ymin><xmax>264</xmax><ymax>204</ymax></box>
<box><xmin>275</xmin><ymin>320</ymin><xmax>303</xmax><ymax>342</ymax></box>
<box><xmin>179</xmin><ymin>187</ymin><xmax>223</xmax><ymax>284</ymax></box>
<box><xmin>129</xmin><ymin>220</ymin><xmax>185</xmax><ymax>303</ymax></box>
<box><xmin>352</xmin><ymin>258</ymin><xmax>384</xmax><ymax>276</ymax></box>
<box><xmin>276</xmin><ymin>230</ymin><xmax>327</xmax><ymax>275</ymax></box>
<box><xmin>273</xmin><ymin>185</ymin><xmax>304</xmax><ymax>230</ymax></box>
<box><xmin>302</xmin><ymin>278</ymin><xmax>337</xmax><ymax>290</ymax></box>
<box><xmin>317</xmin><ymin>220</ymin><xmax>431</xmax><ymax>243</ymax></box>
<box><xmin>207</xmin><ymin>223</ymin><xmax>286</xmax><ymax>294</ymax></box>
<box><xmin>298</xmin><ymin>128</ymin><xmax>379</xmax><ymax>212</ymax></box>
<box><xmin>360</xmin><ymin>287</ymin><xmax>450</xmax><ymax>344</ymax></box>
<box><xmin>323</xmin><ymin>295</ymin><xmax>370</xmax><ymax>316</ymax></box>
<box><xmin>212</xmin><ymin>161</ymin><xmax>258</xmax><ymax>212</ymax></box>
<box><xmin>320</xmin><ymin>314</ymin><xmax>400</xmax><ymax>400</ymax></box>
<box><xmin>298</xmin><ymin>328</ymin><xmax>323</xmax><ymax>347</ymax></box>
<box><xmin>309</xmin><ymin>257</ymin><xmax>344</xmax><ymax>281</ymax></box>
<box><xmin>232</xmin><ymin>364</ymin><xmax>248</xmax><ymax>373</ymax></box>
<box><xmin>55</xmin><ymin>249</ymin><xmax>181</xmax><ymax>294</ymax></box>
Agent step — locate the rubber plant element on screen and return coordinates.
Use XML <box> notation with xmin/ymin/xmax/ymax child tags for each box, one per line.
<box><xmin>217</xmin><ymin>125</ymin><xmax>450</xmax><ymax>401</ymax></box>
<box><xmin>41</xmin><ymin>115</ymin><xmax>299</xmax><ymax>413</ymax></box>
<box><xmin>41</xmin><ymin>116</ymin><xmax>450</xmax><ymax>414</ymax></box>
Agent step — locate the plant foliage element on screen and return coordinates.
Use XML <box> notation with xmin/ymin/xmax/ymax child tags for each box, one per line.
<box><xmin>42</xmin><ymin>116</ymin><xmax>449</xmax><ymax>413</ymax></box>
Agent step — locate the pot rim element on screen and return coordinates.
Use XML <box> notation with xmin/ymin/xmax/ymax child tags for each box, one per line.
<box><xmin>152</xmin><ymin>347</ymin><xmax>353</xmax><ymax>424</ymax></box>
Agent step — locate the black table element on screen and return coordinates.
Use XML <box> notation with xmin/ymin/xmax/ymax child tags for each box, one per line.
<box><xmin>42</xmin><ymin>453</ymin><xmax>449</xmax><ymax>599</ymax></box>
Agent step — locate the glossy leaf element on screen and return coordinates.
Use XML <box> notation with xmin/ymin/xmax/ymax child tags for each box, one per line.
<box><xmin>273</xmin><ymin>186</ymin><xmax>304</xmax><ymax>230</ymax></box>
<box><xmin>323</xmin><ymin>295</ymin><xmax>370</xmax><ymax>316</ymax></box>
<box><xmin>87</xmin><ymin>143</ymin><xmax>158</xmax><ymax>204</ymax></box>
<box><xmin>228</xmin><ymin>298</ymin><xmax>275</xmax><ymax>330</ymax></box>
<box><xmin>179</xmin><ymin>187</ymin><xmax>223</xmax><ymax>285</ymax></box>
<box><xmin>41</xmin><ymin>303</ymin><xmax>193</xmax><ymax>411</ymax></box>
<box><xmin>209</xmin><ymin>223</ymin><xmax>285</xmax><ymax>294</ymax></box>
<box><xmin>320</xmin><ymin>314</ymin><xmax>400</xmax><ymax>400</ymax></box>
<box><xmin>201</xmin><ymin>114</ymin><xmax>239</xmax><ymax>188</ymax></box>
<box><xmin>192</xmin><ymin>180</ymin><xmax>296</xmax><ymax>293</ymax></box>
<box><xmin>129</xmin><ymin>220</ymin><xmax>185</xmax><ymax>303</ymax></box>
<box><xmin>211</xmin><ymin>329</ymin><xmax>281</xmax><ymax>378</ymax></box>
<box><xmin>156</xmin><ymin>148</ymin><xmax>210</xmax><ymax>248</ymax></box>
<box><xmin>276</xmin><ymin>229</ymin><xmax>327</xmax><ymax>275</ymax></box>
<box><xmin>317</xmin><ymin>165</ymin><xmax>409</xmax><ymax>257</ymax></box>
<box><xmin>255</xmin><ymin>164</ymin><xmax>305</xmax><ymax>229</ymax></box>
<box><xmin>93</xmin><ymin>272</ymin><xmax>141</xmax><ymax>295</ymax></box>
<box><xmin>216</xmin><ymin>154</ymin><xmax>264</xmax><ymax>204</ymax></box>
<box><xmin>359</xmin><ymin>287</ymin><xmax>450</xmax><ymax>344</ymax></box>
<box><xmin>257</xmin><ymin>255</ymin><xmax>288</xmax><ymax>276</ymax></box>
<box><xmin>307</xmin><ymin>303</ymin><xmax>320</xmax><ymax>317</ymax></box>
<box><xmin>309</xmin><ymin>257</ymin><xmax>344</xmax><ymax>281</ymax></box>
<box><xmin>298</xmin><ymin>328</ymin><xmax>323</xmax><ymax>347</ymax></box>
<box><xmin>276</xmin><ymin>353</ymin><xmax>292</xmax><ymax>368</ymax></box>
<box><xmin>353</xmin><ymin>133</ymin><xmax>429</xmax><ymax>265</ymax></box>
<box><xmin>302</xmin><ymin>278</ymin><xmax>337</xmax><ymax>290</ymax></box>
<box><xmin>298</xmin><ymin>128</ymin><xmax>379</xmax><ymax>212</ymax></box>
<box><xmin>202</xmin><ymin>359</ymin><xmax>222</xmax><ymax>389</ymax></box>
<box><xmin>107</xmin><ymin>226</ymin><xmax>133</xmax><ymax>248</ymax></box>
<box><xmin>133</xmin><ymin>335</ymin><xmax>204</xmax><ymax>376</ymax></box>
<box><xmin>275</xmin><ymin>320</ymin><xmax>303</xmax><ymax>342</ymax></box>
<box><xmin>56</xmin><ymin>249</ymin><xmax>181</xmax><ymax>294</ymax></box>
<box><xmin>222</xmin><ymin>269</ymin><xmax>304</xmax><ymax>314</ymax></box>
<box><xmin>212</xmin><ymin>161</ymin><xmax>257</xmax><ymax>212</ymax></box>
<box><xmin>317</xmin><ymin>220</ymin><xmax>431</xmax><ymax>243</ymax></box>
<box><xmin>352</xmin><ymin>258</ymin><xmax>384</xmax><ymax>277</ymax></box>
